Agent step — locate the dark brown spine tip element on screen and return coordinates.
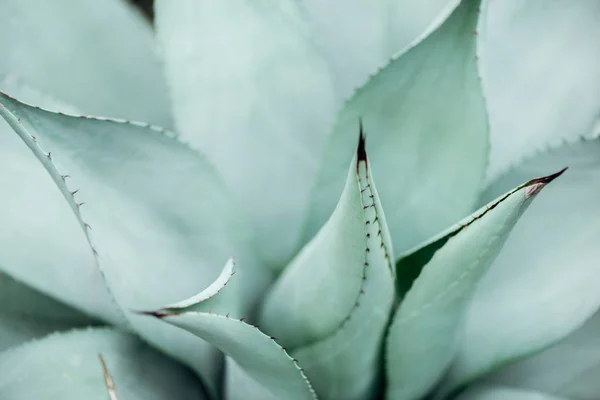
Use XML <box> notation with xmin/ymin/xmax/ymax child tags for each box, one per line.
<box><xmin>526</xmin><ymin>167</ymin><xmax>568</xmax><ymax>186</ymax></box>
<box><xmin>357</xmin><ymin>119</ymin><xmax>367</xmax><ymax>162</ymax></box>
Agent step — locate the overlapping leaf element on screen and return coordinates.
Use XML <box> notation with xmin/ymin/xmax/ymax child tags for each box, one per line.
<box><xmin>0</xmin><ymin>92</ymin><xmax>272</xmax><ymax>395</ymax></box>
<box><xmin>0</xmin><ymin>328</ymin><xmax>207</xmax><ymax>400</ymax></box>
<box><xmin>386</xmin><ymin>170</ymin><xmax>562</xmax><ymax>399</ymax></box>
<box><xmin>0</xmin><ymin>0</ymin><xmax>172</xmax><ymax>125</ymax></box>
<box><xmin>155</xmin><ymin>0</ymin><xmax>336</xmax><ymax>266</ymax></box>
<box><xmin>447</xmin><ymin>134</ymin><xmax>600</xmax><ymax>390</ymax></box>
<box><xmin>305</xmin><ymin>0</ymin><xmax>488</xmax><ymax>257</ymax></box>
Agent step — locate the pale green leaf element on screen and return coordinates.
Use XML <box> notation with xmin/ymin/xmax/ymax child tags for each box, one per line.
<box><xmin>481</xmin><ymin>0</ymin><xmax>600</xmax><ymax>180</ymax></box>
<box><xmin>386</xmin><ymin>170</ymin><xmax>561</xmax><ymax>400</ymax></box>
<box><xmin>0</xmin><ymin>328</ymin><xmax>207</xmax><ymax>400</ymax></box>
<box><xmin>305</xmin><ymin>0</ymin><xmax>488</xmax><ymax>256</ymax></box>
<box><xmin>455</xmin><ymin>385</ymin><xmax>566</xmax><ymax>400</ymax></box>
<box><xmin>0</xmin><ymin>0</ymin><xmax>172</xmax><ymax>126</ymax></box>
<box><xmin>0</xmin><ymin>271</ymin><xmax>97</xmax><ymax>352</ymax></box>
<box><xmin>262</xmin><ymin>136</ymin><xmax>395</xmax><ymax>400</ymax></box>
<box><xmin>155</xmin><ymin>0</ymin><xmax>336</xmax><ymax>266</ymax></box>
<box><xmin>298</xmin><ymin>0</ymin><xmax>456</xmax><ymax>99</ymax></box>
<box><xmin>447</xmin><ymin>134</ymin><xmax>600</xmax><ymax>389</ymax></box>
<box><xmin>0</xmin><ymin>92</ymin><xmax>273</xmax><ymax>395</ymax></box>
<box><xmin>149</xmin><ymin>262</ymin><xmax>317</xmax><ymax>400</ymax></box>
<box><xmin>261</xmin><ymin>134</ymin><xmax>395</xmax><ymax>351</ymax></box>
<box><xmin>483</xmin><ymin>286</ymin><xmax>600</xmax><ymax>399</ymax></box>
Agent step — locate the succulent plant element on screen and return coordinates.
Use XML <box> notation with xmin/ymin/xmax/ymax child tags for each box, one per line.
<box><xmin>0</xmin><ymin>0</ymin><xmax>599</xmax><ymax>399</ymax></box>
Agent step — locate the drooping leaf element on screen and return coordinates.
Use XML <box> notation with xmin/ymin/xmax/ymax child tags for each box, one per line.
<box><xmin>0</xmin><ymin>271</ymin><xmax>97</xmax><ymax>352</ymax></box>
<box><xmin>154</xmin><ymin>0</ymin><xmax>336</xmax><ymax>266</ymax></box>
<box><xmin>0</xmin><ymin>328</ymin><xmax>207</xmax><ymax>400</ymax></box>
<box><xmin>455</xmin><ymin>385</ymin><xmax>566</xmax><ymax>400</ymax></box>
<box><xmin>480</xmin><ymin>0</ymin><xmax>600</xmax><ymax>180</ymax></box>
<box><xmin>0</xmin><ymin>0</ymin><xmax>172</xmax><ymax>126</ymax></box>
<box><xmin>146</xmin><ymin>259</ymin><xmax>317</xmax><ymax>400</ymax></box>
<box><xmin>261</xmin><ymin>132</ymin><xmax>395</xmax><ymax>351</ymax></box>
<box><xmin>446</xmin><ymin>134</ymin><xmax>600</xmax><ymax>390</ymax></box>
<box><xmin>260</xmin><ymin>133</ymin><xmax>395</xmax><ymax>399</ymax></box>
<box><xmin>0</xmin><ymin>92</ymin><xmax>273</xmax><ymax>395</ymax></box>
<box><xmin>483</xmin><ymin>288</ymin><xmax>600</xmax><ymax>399</ymax></box>
<box><xmin>386</xmin><ymin>170</ymin><xmax>562</xmax><ymax>400</ymax></box>
<box><xmin>298</xmin><ymin>0</ymin><xmax>456</xmax><ymax>99</ymax></box>
<box><xmin>305</xmin><ymin>0</ymin><xmax>488</xmax><ymax>257</ymax></box>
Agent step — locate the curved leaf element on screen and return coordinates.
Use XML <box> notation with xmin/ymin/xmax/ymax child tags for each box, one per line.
<box><xmin>0</xmin><ymin>271</ymin><xmax>97</xmax><ymax>352</ymax></box>
<box><xmin>386</xmin><ymin>170</ymin><xmax>562</xmax><ymax>400</ymax></box>
<box><xmin>447</xmin><ymin>134</ymin><xmax>600</xmax><ymax>389</ymax></box>
<box><xmin>147</xmin><ymin>260</ymin><xmax>317</xmax><ymax>400</ymax></box>
<box><xmin>0</xmin><ymin>92</ymin><xmax>273</xmax><ymax>395</ymax></box>
<box><xmin>305</xmin><ymin>0</ymin><xmax>488</xmax><ymax>256</ymax></box>
<box><xmin>484</xmin><ymin>296</ymin><xmax>600</xmax><ymax>399</ymax></box>
<box><xmin>456</xmin><ymin>385</ymin><xmax>566</xmax><ymax>400</ymax></box>
<box><xmin>481</xmin><ymin>0</ymin><xmax>600</xmax><ymax>180</ymax></box>
<box><xmin>261</xmin><ymin>132</ymin><xmax>395</xmax><ymax>350</ymax></box>
<box><xmin>0</xmin><ymin>328</ymin><xmax>207</xmax><ymax>400</ymax></box>
<box><xmin>264</xmin><ymin>134</ymin><xmax>395</xmax><ymax>400</ymax></box>
<box><xmin>0</xmin><ymin>0</ymin><xmax>172</xmax><ymax>126</ymax></box>
<box><xmin>298</xmin><ymin>0</ymin><xmax>457</xmax><ymax>99</ymax></box>
<box><xmin>155</xmin><ymin>0</ymin><xmax>336</xmax><ymax>265</ymax></box>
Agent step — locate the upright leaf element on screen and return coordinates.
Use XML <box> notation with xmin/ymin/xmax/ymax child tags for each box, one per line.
<box><xmin>298</xmin><ymin>0</ymin><xmax>457</xmax><ymax>100</ymax></box>
<box><xmin>446</xmin><ymin>134</ymin><xmax>600</xmax><ymax>390</ymax></box>
<box><xmin>480</xmin><ymin>0</ymin><xmax>600</xmax><ymax>180</ymax></box>
<box><xmin>0</xmin><ymin>0</ymin><xmax>172</xmax><ymax>126</ymax></box>
<box><xmin>305</xmin><ymin>0</ymin><xmax>488</xmax><ymax>257</ymax></box>
<box><xmin>0</xmin><ymin>328</ymin><xmax>207</xmax><ymax>400</ymax></box>
<box><xmin>155</xmin><ymin>0</ymin><xmax>337</xmax><ymax>265</ymax></box>
<box><xmin>260</xmin><ymin>133</ymin><xmax>395</xmax><ymax>399</ymax></box>
<box><xmin>0</xmin><ymin>92</ymin><xmax>272</xmax><ymax>395</ymax></box>
<box><xmin>386</xmin><ymin>170</ymin><xmax>562</xmax><ymax>400</ymax></box>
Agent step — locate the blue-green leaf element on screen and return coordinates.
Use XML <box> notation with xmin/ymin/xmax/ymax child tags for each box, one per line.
<box><xmin>481</xmin><ymin>0</ymin><xmax>600</xmax><ymax>180</ymax></box>
<box><xmin>456</xmin><ymin>385</ymin><xmax>566</xmax><ymax>400</ymax></box>
<box><xmin>147</xmin><ymin>259</ymin><xmax>317</xmax><ymax>400</ymax></box>
<box><xmin>261</xmin><ymin>133</ymin><xmax>395</xmax><ymax>351</ymax></box>
<box><xmin>0</xmin><ymin>0</ymin><xmax>172</xmax><ymax>126</ymax></box>
<box><xmin>447</xmin><ymin>134</ymin><xmax>600</xmax><ymax>390</ymax></box>
<box><xmin>0</xmin><ymin>271</ymin><xmax>97</xmax><ymax>352</ymax></box>
<box><xmin>155</xmin><ymin>0</ymin><xmax>336</xmax><ymax>266</ymax></box>
<box><xmin>386</xmin><ymin>170</ymin><xmax>561</xmax><ymax>400</ymax></box>
<box><xmin>0</xmin><ymin>328</ymin><xmax>207</xmax><ymax>400</ymax></box>
<box><xmin>0</xmin><ymin>92</ymin><xmax>272</xmax><ymax>395</ymax></box>
<box><xmin>305</xmin><ymin>0</ymin><xmax>488</xmax><ymax>256</ymax></box>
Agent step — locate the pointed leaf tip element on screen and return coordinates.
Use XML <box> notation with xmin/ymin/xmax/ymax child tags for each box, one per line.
<box><xmin>357</xmin><ymin>120</ymin><xmax>367</xmax><ymax>162</ymax></box>
<box><xmin>523</xmin><ymin>167</ymin><xmax>568</xmax><ymax>199</ymax></box>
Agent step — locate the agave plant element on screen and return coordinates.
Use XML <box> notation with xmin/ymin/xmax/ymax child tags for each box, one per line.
<box><xmin>0</xmin><ymin>0</ymin><xmax>599</xmax><ymax>399</ymax></box>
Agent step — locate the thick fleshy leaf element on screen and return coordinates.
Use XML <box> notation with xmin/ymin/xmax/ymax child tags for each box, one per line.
<box><xmin>446</xmin><ymin>134</ymin><xmax>600</xmax><ymax>389</ymax></box>
<box><xmin>155</xmin><ymin>0</ymin><xmax>336</xmax><ymax>265</ymax></box>
<box><xmin>261</xmin><ymin>133</ymin><xmax>395</xmax><ymax>351</ymax></box>
<box><xmin>484</xmin><ymin>302</ymin><xmax>600</xmax><ymax>399</ymax></box>
<box><xmin>0</xmin><ymin>0</ymin><xmax>172</xmax><ymax>126</ymax></box>
<box><xmin>298</xmin><ymin>0</ymin><xmax>456</xmax><ymax>99</ymax></box>
<box><xmin>0</xmin><ymin>328</ymin><xmax>206</xmax><ymax>399</ymax></box>
<box><xmin>262</xmin><ymin>136</ymin><xmax>395</xmax><ymax>399</ymax></box>
<box><xmin>481</xmin><ymin>0</ymin><xmax>600</xmax><ymax>180</ymax></box>
<box><xmin>386</xmin><ymin>171</ymin><xmax>560</xmax><ymax>400</ymax></box>
<box><xmin>455</xmin><ymin>385</ymin><xmax>566</xmax><ymax>400</ymax></box>
<box><xmin>305</xmin><ymin>0</ymin><xmax>488</xmax><ymax>256</ymax></box>
<box><xmin>0</xmin><ymin>92</ymin><xmax>272</xmax><ymax>394</ymax></box>
<box><xmin>0</xmin><ymin>271</ymin><xmax>97</xmax><ymax>352</ymax></box>
<box><xmin>147</xmin><ymin>262</ymin><xmax>317</xmax><ymax>400</ymax></box>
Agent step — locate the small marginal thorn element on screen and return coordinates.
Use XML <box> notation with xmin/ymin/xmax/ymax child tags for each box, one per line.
<box><xmin>84</xmin><ymin>223</ymin><xmax>91</xmax><ymax>230</ymax></box>
<box><xmin>360</xmin><ymin>290</ymin><xmax>365</xmax><ymax>294</ymax></box>
<box><xmin>71</xmin><ymin>189</ymin><xmax>79</xmax><ymax>195</ymax></box>
<box><xmin>240</xmin><ymin>317</ymin><xmax>246</xmax><ymax>322</ymax></box>
<box><xmin>226</xmin><ymin>313</ymin><xmax>230</xmax><ymax>318</ymax></box>
<box><xmin>357</xmin><ymin>118</ymin><xmax>367</xmax><ymax>162</ymax></box>
<box><xmin>46</xmin><ymin>152</ymin><xmax>51</xmax><ymax>160</ymax></box>
<box><xmin>61</xmin><ymin>174</ymin><xmax>70</xmax><ymax>180</ymax></box>
<box><xmin>473</xmin><ymin>31</ymin><xmax>478</xmax><ymax>36</ymax></box>
<box><xmin>270</xmin><ymin>336</ymin><xmax>279</xmax><ymax>341</ymax></box>
<box><xmin>77</xmin><ymin>202</ymin><xmax>85</xmax><ymax>207</ymax></box>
